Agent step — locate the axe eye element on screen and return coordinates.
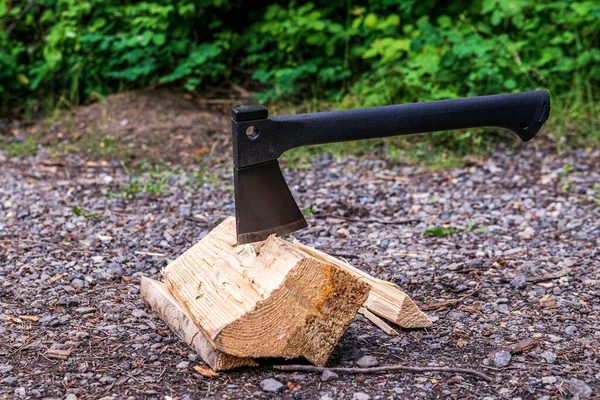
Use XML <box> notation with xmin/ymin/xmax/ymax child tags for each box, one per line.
<box><xmin>245</xmin><ymin>126</ymin><xmax>259</xmax><ymax>140</ymax></box>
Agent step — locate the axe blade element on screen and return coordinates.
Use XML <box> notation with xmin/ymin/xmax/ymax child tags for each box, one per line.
<box><xmin>234</xmin><ymin>160</ymin><xmax>307</xmax><ymax>244</ymax></box>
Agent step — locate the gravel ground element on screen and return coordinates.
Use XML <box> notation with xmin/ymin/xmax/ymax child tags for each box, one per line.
<box><xmin>1</xmin><ymin>114</ymin><xmax>599</xmax><ymax>399</ymax></box>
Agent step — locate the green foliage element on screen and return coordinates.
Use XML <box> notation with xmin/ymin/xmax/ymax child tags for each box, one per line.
<box><xmin>72</xmin><ymin>206</ymin><xmax>101</xmax><ymax>218</ymax></box>
<box><xmin>113</xmin><ymin>162</ymin><xmax>180</xmax><ymax>199</ymax></box>
<box><xmin>1</xmin><ymin>136</ymin><xmax>37</xmax><ymax>157</ymax></box>
<box><xmin>2</xmin><ymin>0</ymin><xmax>599</xmax><ymax>145</ymax></box>
<box><xmin>424</xmin><ymin>226</ymin><xmax>456</xmax><ymax>237</ymax></box>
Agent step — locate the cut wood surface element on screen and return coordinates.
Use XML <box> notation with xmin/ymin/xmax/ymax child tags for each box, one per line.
<box><xmin>162</xmin><ymin>217</ymin><xmax>370</xmax><ymax>366</ymax></box>
<box><xmin>140</xmin><ymin>276</ymin><xmax>256</xmax><ymax>371</ymax></box>
<box><xmin>292</xmin><ymin>241</ymin><xmax>432</xmax><ymax>328</ymax></box>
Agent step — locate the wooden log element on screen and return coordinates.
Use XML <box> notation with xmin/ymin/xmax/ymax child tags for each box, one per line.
<box><xmin>162</xmin><ymin>217</ymin><xmax>371</xmax><ymax>366</ymax></box>
<box><xmin>140</xmin><ymin>276</ymin><xmax>257</xmax><ymax>371</ymax></box>
<box><xmin>291</xmin><ymin>241</ymin><xmax>432</xmax><ymax>328</ymax></box>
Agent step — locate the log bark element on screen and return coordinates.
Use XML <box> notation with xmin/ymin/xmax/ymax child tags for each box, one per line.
<box><xmin>162</xmin><ymin>217</ymin><xmax>371</xmax><ymax>366</ymax></box>
<box><xmin>140</xmin><ymin>276</ymin><xmax>256</xmax><ymax>371</ymax></box>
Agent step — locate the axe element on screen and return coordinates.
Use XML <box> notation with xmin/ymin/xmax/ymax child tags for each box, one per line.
<box><xmin>232</xmin><ymin>90</ymin><xmax>550</xmax><ymax>244</ymax></box>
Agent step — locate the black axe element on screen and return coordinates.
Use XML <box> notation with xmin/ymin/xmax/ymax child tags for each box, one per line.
<box><xmin>231</xmin><ymin>90</ymin><xmax>550</xmax><ymax>244</ymax></box>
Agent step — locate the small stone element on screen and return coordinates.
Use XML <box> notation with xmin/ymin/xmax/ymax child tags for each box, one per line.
<box><xmin>510</xmin><ymin>274</ymin><xmax>527</xmax><ymax>289</ymax></box>
<box><xmin>542</xmin><ymin>376</ymin><xmax>557</xmax><ymax>384</ymax></box>
<box><xmin>71</xmin><ymin>278</ymin><xmax>85</xmax><ymax>289</ymax></box>
<box><xmin>352</xmin><ymin>393</ymin><xmax>371</xmax><ymax>400</ymax></box>
<box><xmin>65</xmin><ymin>394</ymin><xmax>78</xmax><ymax>400</ymax></box>
<box><xmin>0</xmin><ymin>364</ymin><xmax>13</xmax><ymax>373</ymax></box>
<box><xmin>14</xmin><ymin>387</ymin><xmax>26</xmax><ymax>397</ymax></box>
<box><xmin>356</xmin><ymin>355</ymin><xmax>379</xmax><ymax>368</ymax></box>
<box><xmin>547</xmin><ymin>334</ymin><xmax>562</xmax><ymax>343</ymax></box>
<box><xmin>518</xmin><ymin>227</ymin><xmax>535</xmax><ymax>240</ymax></box>
<box><xmin>494</xmin><ymin>350</ymin><xmax>512</xmax><ymax>367</ymax></box>
<box><xmin>540</xmin><ymin>351</ymin><xmax>557</xmax><ymax>364</ymax></box>
<box><xmin>320</xmin><ymin>370</ymin><xmax>339</xmax><ymax>382</ymax></box>
<box><xmin>31</xmin><ymin>300</ymin><xmax>45</xmax><ymax>308</ymax></box>
<box><xmin>260</xmin><ymin>378</ymin><xmax>284</xmax><ymax>392</ymax></box>
<box><xmin>569</xmin><ymin>379</ymin><xmax>592</xmax><ymax>398</ymax></box>
<box><xmin>99</xmin><ymin>376</ymin><xmax>116</xmax><ymax>384</ymax></box>
<box><xmin>393</xmin><ymin>387</ymin><xmax>403</xmax><ymax>394</ymax></box>
<box><xmin>564</xmin><ymin>325</ymin><xmax>577</xmax><ymax>336</ymax></box>
<box><xmin>1</xmin><ymin>376</ymin><xmax>18</xmax><ymax>386</ymax></box>
<box><xmin>176</xmin><ymin>361</ymin><xmax>190</xmax><ymax>370</ymax></box>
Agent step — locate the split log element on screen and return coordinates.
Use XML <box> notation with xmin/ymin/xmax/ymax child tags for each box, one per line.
<box><xmin>291</xmin><ymin>242</ymin><xmax>432</xmax><ymax>328</ymax></box>
<box><xmin>162</xmin><ymin>217</ymin><xmax>371</xmax><ymax>366</ymax></box>
<box><xmin>140</xmin><ymin>277</ymin><xmax>256</xmax><ymax>371</ymax></box>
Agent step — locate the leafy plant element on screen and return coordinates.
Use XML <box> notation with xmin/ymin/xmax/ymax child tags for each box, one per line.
<box><xmin>1</xmin><ymin>0</ymin><xmax>598</xmax><ymax>147</ymax></box>
<box><xmin>424</xmin><ymin>226</ymin><xmax>456</xmax><ymax>237</ymax></box>
<box><xmin>72</xmin><ymin>206</ymin><xmax>101</xmax><ymax>218</ymax></box>
<box><xmin>1</xmin><ymin>136</ymin><xmax>37</xmax><ymax>157</ymax></box>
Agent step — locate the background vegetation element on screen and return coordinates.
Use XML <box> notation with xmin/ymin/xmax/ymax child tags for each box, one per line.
<box><xmin>1</xmin><ymin>0</ymin><xmax>599</xmax><ymax>149</ymax></box>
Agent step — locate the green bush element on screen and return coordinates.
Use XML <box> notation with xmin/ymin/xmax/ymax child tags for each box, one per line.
<box><xmin>1</xmin><ymin>0</ymin><xmax>599</xmax><ymax>135</ymax></box>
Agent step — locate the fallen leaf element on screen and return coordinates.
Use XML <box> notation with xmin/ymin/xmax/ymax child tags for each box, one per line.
<box><xmin>193</xmin><ymin>365</ymin><xmax>219</xmax><ymax>377</ymax></box>
<box><xmin>287</xmin><ymin>382</ymin><xmax>294</xmax><ymax>390</ymax></box>
<box><xmin>457</xmin><ymin>339</ymin><xmax>465</xmax><ymax>348</ymax></box>
<box><xmin>6</xmin><ymin>212</ymin><xmax>13</xmax><ymax>219</ymax></box>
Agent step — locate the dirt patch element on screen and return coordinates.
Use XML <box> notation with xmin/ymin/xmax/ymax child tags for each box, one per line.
<box><xmin>38</xmin><ymin>89</ymin><xmax>235</xmax><ymax>166</ymax></box>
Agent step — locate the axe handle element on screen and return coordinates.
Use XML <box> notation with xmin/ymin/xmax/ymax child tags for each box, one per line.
<box><xmin>232</xmin><ymin>90</ymin><xmax>550</xmax><ymax>167</ymax></box>
<box><xmin>272</xmin><ymin>90</ymin><xmax>550</xmax><ymax>149</ymax></box>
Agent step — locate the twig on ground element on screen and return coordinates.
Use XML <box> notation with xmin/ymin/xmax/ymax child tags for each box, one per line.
<box><xmin>314</xmin><ymin>214</ymin><xmax>420</xmax><ymax>225</ymax></box>
<box><xmin>274</xmin><ymin>364</ymin><xmax>492</xmax><ymax>382</ymax></box>
<box><xmin>134</xmin><ymin>251</ymin><xmax>166</xmax><ymax>257</ymax></box>
<box><xmin>526</xmin><ymin>270</ymin><xmax>567</xmax><ymax>283</ymax></box>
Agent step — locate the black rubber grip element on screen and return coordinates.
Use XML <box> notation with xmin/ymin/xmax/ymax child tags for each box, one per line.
<box><xmin>232</xmin><ymin>90</ymin><xmax>550</xmax><ymax>168</ymax></box>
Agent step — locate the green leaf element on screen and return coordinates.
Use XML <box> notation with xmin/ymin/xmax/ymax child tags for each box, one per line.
<box><xmin>364</xmin><ymin>13</ymin><xmax>378</xmax><ymax>29</ymax></box>
<box><xmin>72</xmin><ymin>206</ymin><xmax>82</xmax><ymax>217</ymax></box>
<box><xmin>152</xmin><ymin>33</ymin><xmax>166</xmax><ymax>46</ymax></box>
<box><xmin>503</xmin><ymin>79</ymin><xmax>516</xmax><ymax>89</ymax></box>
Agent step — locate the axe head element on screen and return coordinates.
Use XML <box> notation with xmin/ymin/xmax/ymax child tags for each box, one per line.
<box><xmin>234</xmin><ymin>160</ymin><xmax>307</xmax><ymax>244</ymax></box>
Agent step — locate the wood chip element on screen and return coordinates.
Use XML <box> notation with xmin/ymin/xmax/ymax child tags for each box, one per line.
<box><xmin>359</xmin><ymin>307</ymin><xmax>398</xmax><ymax>336</ymax></box>
<box><xmin>47</xmin><ymin>348</ymin><xmax>73</xmax><ymax>360</ymax></box>
<box><xmin>193</xmin><ymin>365</ymin><xmax>219</xmax><ymax>377</ymax></box>
<box><xmin>4</xmin><ymin>316</ymin><xmax>23</xmax><ymax>324</ymax></box>
<box><xmin>18</xmin><ymin>315</ymin><xmax>39</xmax><ymax>322</ymax></box>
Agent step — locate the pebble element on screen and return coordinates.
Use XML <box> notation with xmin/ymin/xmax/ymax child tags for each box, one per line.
<box><xmin>569</xmin><ymin>379</ymin><xmax>592</xmax><ymax>398</ymax></box>
<box><xmin>541</xmin><ymin>376</ymin><xmax>557</xmax><ymax>384</ymax></box>
<box><xmin>0</xmin><ymin>364</ymin><xmax>13</xmax><ymax>373</ymax></box>
<box><xmin>176</xmin><ymin>361</ymin><xmax>190</xmax><ymax>369</ymax></box>
<box><xmin>260</xmin><ymin>378</ymin><xmax>284</xmax><ymax>392</ymax></box>
<box><xmin>564</xmin><ymin>325</ymin><xmax>577</xmax><ymax>336</ymax></box>
<box><xmin>352</xmin><ymin>393</ymin><xmax>371</xmax><ymax>400</ymax></box>
<box><xmin>540</xmin><ymin>351</ymin><xmax>557</xmax><ymax>364</ymax></box>
<box><xmin>14</xmin><ymin>387</ymin><xmax>26</xmax><ymax>397</ymax></box>
<box><xmin>356</xmin><ymin>355</ymin><xmax>379</xmax><ymax>368</ymax></box>
<box><xmin>1</xmin><ymin>376</ymin><xmax>18</xmax><ymax>386</ymax></box>
<box><xmin>494</xmin><ymin>351</ymin><xmax>512</xmax><ymax>367</ymax></box>
<box><xmin>321</xmin><ymin>370</ymin><xmax>339</xmax><ymax>382</ymax></box>
<box><xmin>65</xmin><ymin>394</ymin><xmax>78</xmax><ymax>400</ymax></box>
<box><xmin>510</xmin><ymin>274</ymin><xmax>527</xmax><ymax>289</ymax></box>
<box><xmin>547</xmin><ymin>334</ymin><xmax>563</xmax><ymax>343</ymax></box>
